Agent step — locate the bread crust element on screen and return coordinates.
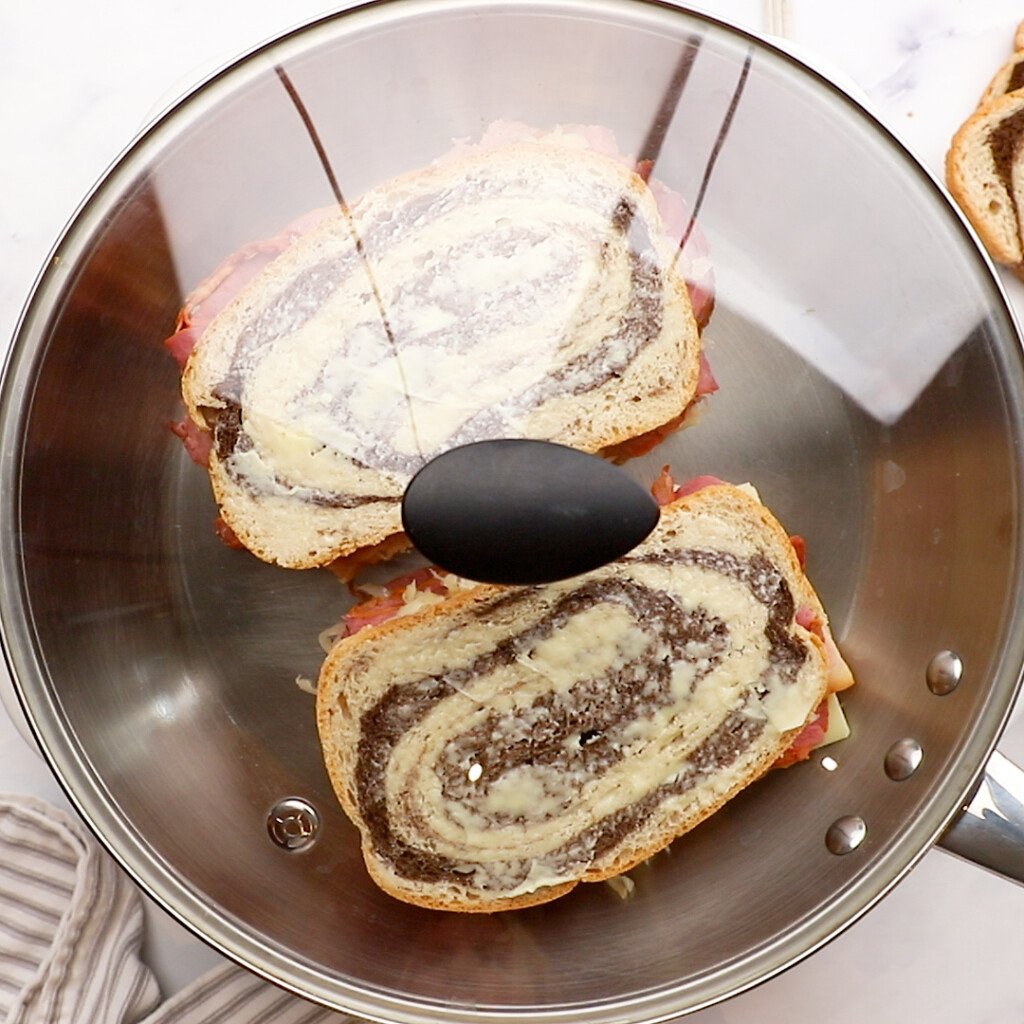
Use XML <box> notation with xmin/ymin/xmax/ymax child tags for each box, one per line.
<box><xmin>317</xmin><ymin>483</ymin><xmax>835</xmax><ymax>912</ymax></box>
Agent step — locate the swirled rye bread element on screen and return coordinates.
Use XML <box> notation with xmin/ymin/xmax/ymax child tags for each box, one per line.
<box><xmin>947</xmin><ymin>89</ymin><xmax>1024</xmax><ymax>273</ymax></box>
<box><xmin>182</xmin><ymin>139</ymin><xmax>703</xmax><ymax>568</ymax></box>
<box><xmin>317</xmin><ymin>483</ymin><xmax>846</xmax><ymax>912</ymax></box>
<box><xmin>946</xmin><ymin>20</ymin><xmax>1024</xmax><ymax>275</ymax></box>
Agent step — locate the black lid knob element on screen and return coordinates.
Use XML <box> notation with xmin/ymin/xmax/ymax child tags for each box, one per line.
<box><xmin>401</xmin><ymin>440</ymin><xmax>659</xmax><ymax>585</ymax></box>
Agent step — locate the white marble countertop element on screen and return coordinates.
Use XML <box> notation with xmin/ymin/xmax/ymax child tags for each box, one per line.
<box><xmin>4</xmin><ymin>1</ymin><xmax>1024</xmax><ymax>1021</ymax></box>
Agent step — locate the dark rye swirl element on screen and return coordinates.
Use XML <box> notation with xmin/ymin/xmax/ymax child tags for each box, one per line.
<box><xmin>182</xmin><ymin>139</ymin><xmax>702</xmax><ymax>568</ymax></box>
<box><xmin>317</xmin><ymin>483</ymin><xmax>838</xmax><ymax>912</ymax></box>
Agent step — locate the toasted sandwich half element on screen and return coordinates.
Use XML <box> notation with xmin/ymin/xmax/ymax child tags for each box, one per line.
<box><xmin>947</xmin><ymin>21</ymin><xmax>1024</xmax><ymax>278</ymax></box>
<box><xmin>947</xmin><ymin>89</ymin><xmax>1024</xmax><ymax>275</ymax></box>
<box><xmin>180</xmin><ymin>135</ymin><xmax>709</xmax><ymax>569</ymax></box>
<box><xmin>978</xmin><ymin>21</ymin><xmax>1024</xmax><ymax>105</ymax></box>
<box><xmin>316</xmin><ymin>479</ymin><xmax>853</xmax><ymax>912</ymax></box>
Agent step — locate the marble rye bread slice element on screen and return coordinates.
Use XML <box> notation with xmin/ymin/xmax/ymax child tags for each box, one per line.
<box><xmin>181</xmin><ymin>140</ymin><xmax>702</xmax><ymax>569</ymax></box>
<box><xmin>977</xmin><ymin>19</ymin><xmax>1024</xmax><ymax>106</ymax></box>
<box><xmin>980</xmin><ymin>46</ymin><xmax>1024</xmax><ymax>106</ymax></box>
<box><xmin>316</xmin><ymin>482</ymin><xmax>837</xmax><ymax>912</ymax></box>
<box><xmin>947</xmin><ymin>89</ymin><xmax>1024</xmax><ymax>274</ymax></box>
<box><xmin>946</xmin><ymin>19</ymin><xmax>1024</xmax><ymax>276</ymax></box>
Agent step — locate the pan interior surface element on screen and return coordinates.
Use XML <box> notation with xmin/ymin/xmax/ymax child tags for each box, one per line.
<box><xmin>2</xmin><ymin>1</ymin><xmax>1022</xmax><ymax>1021</ymax></box>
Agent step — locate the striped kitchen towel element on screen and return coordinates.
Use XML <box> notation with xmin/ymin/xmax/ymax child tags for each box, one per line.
<box><xmin>0</xmin><ymin>795</ymin><xmax>359</xmax><ymax>1024</ymax></box>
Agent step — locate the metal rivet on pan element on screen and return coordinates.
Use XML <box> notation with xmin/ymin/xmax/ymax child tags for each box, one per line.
<box><xmin>825</xmin><ymin>815</ymin><xmax>867</xmax><ymax>856</ymax></box>
<box><xmin>926</xmin><ymin>650</ymin><xmax>962</xmax><ymax>695</ymax></box>
<box><xmin>267</xmin><ymin>797</ymin><xmax>321</xmax><ymax>851</ymax></box>
<box><xmin>885</xmin><ymin>738</ymin><xmax>924</xmax><ymax>781</ymax></box>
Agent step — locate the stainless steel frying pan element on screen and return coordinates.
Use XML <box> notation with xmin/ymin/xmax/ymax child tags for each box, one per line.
<box><xmin>3</xmin><ymin>1</ymin><xmax>1024</xmax><ymax>1021</ymax></box>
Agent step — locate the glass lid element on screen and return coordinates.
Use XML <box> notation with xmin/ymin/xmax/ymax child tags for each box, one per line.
<box><xmin>2</xmin><ymin>1</ymin><xmax>1023</xmax><ymax>1022</ymax></box>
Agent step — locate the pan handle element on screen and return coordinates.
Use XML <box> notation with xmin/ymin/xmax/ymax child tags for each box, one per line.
<box><xmin>937</xmin><ymin>750</ymin><xmax>1024</xmax><ymax>884</ymax></box>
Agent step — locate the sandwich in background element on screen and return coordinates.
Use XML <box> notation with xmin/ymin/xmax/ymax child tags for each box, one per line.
<box><xmin>947</xmin><ymin>20</ymin><xmax>1024</xmax><ymax>277</ymax></box>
